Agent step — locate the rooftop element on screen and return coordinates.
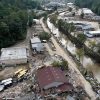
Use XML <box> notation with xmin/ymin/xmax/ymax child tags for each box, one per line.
<box><xmin>32</xmin><ymin>43</ymin><xmax>43</xmax><ymax>48</ymax></box>
<box><xmin>33</xmin><ymin>19</ymin><xmax>40</xmax><ymax>24</ymax></box>
<box><xmin>37</xmin><ymin>66</ymin><xmax>68</xmax><ymax>89</ymax></box>
<box><xmin>0</xmin><ymin>47</ymin><xmax>27</xmax><ymax>60</ymax></box>
<box><xmin>82</xmin><ymin>8</ymin><xmax>93</xmax><ymax>14</ymax></box>
<box><xmin>31</xmin><ymin>37</ymin><xmax>41</xmax><ymax>44</ymax></box>
<box><xmin>67</xmin><ymin>2</ymin><xmax>73</xmax><ymax>5</ymax></box>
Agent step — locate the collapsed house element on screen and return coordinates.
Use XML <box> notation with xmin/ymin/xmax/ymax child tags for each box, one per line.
<box><xmin>36</xmin><ymin>66</ymin><xmax>73</xmax><ymax>93</ymax></box>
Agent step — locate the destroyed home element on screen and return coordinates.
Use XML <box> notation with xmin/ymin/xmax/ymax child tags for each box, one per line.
<box><xmin>36</xmin><ymin>66</ymin><xmax>73</xmax><ymax>94</ymax></box>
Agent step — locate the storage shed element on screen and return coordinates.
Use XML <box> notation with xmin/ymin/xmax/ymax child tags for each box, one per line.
<box><xmin>33</xmin><ymin>19</ymin><xmax>40</xmax><ymax>25</ymax></box>
<box><xmin>31</xmin><ymin>37</ymin><xmax>44</xmax><ymax>53</ymax></box>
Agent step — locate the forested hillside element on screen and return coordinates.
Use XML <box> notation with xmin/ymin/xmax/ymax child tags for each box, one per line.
<box><xmin>75</xmin><ymin>0</ymin><xmax>100</xmax><ymax>15</ymax></box>
<box><xmin>0</xmin><ymin>0</ymin><xmax>39</xmax><ymax>49</ymax></box>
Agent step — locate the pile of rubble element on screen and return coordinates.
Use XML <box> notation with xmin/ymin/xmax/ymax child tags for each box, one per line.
<box><xmin>0</xmin><ymin>82</ymin><xmax>28</xmax><ymax>99</ymax></box>
<box><xmin>66</xmin><ymin>69</ymin><xmax>82</xmax><ymax>87</ymax></box>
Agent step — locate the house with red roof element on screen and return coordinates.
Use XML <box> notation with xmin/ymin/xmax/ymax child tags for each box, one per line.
<box><xmin>36</xmin><ymin>66</ymin><xmax>73</xmax><ymax>92</ymax></box>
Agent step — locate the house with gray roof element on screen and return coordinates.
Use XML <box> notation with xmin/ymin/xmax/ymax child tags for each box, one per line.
<box><xmin>30</xmin><ymin>37</ymin><xmax>44</xmax><ymax>53</ymax></box>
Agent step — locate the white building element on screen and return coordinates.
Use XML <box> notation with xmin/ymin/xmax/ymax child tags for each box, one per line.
<box><xmin>31</xmin><ymin>37</ymin><xmax>41</xmax><ymax>44</ymax></box>
<box><xmin>33</xmin><ymin>19</ymin><xmax>40</xmax><ymax>25</ymax></box>
<box><xmin>67</xmin><ymin>2</ymin><xmax>74</xmax><ymax>8</ymax></box>
<box><xmin>78</xmin><ymin>8</ymin><xmax>94</xmax><ymax>16</ymax></box>
<box><xmin>82</xmin><ymin>8</ymin><xmax>94</xmax><ymax>16</ymax></box>
<box><xmin>31</xmin><ymin>37</ymin><xmax>44</xmax><ymax>53</ymax></box>
<box><xmin>0</xmin><ymin>47</ymin><xmax>28</xmax><ymax>66</ymax></box>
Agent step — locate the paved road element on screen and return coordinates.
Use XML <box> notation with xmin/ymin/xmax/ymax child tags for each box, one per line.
<box><xmin>40</xmin><ymin>17</ymin><xmax>96</xmax><ymax>100</ymax></box>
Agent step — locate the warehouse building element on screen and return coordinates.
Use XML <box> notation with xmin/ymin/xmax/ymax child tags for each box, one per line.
<box><xmin>0</xmin><ymin>47</ymin><xmax>28</xmax><ymax>66</ymax></box>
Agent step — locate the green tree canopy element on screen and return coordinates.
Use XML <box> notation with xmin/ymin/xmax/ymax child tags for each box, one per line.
<box><xmin>77</xmin><ymin>34</ymin><xmax>86</xmax><ymax>44</ymax></box>
<box><xmin>0</xmin><ymin>0</ymin><xmax>40</xmax><ymax>49</ymax></box>
<box><xmin>52</xmin><ymin>60</ymin><xmax>68</xmax><ymax>71</ymax></box>
<box><xmin>50</xmin><ymin>14</ymin><xmax>58</xmax><ymax>27</ymax></box>
<box><xmin>39</xmin><ymin>32</ymin><xmax>51</xmax><ymax>41</ymax></box>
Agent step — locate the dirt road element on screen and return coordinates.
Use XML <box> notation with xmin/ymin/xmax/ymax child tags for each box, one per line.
<box><xmin>40</xmin><ymin>17</ymin><xmax>96</xmax><ymax>100</ymax></box>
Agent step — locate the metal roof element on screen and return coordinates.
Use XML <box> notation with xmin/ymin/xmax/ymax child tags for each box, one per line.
<box><xmin>0</xmin><ymin>47</ymin><xmax>27</xmax><ymax>60</ymax></box>
<box><xmin>32</xmin><ymin>44</ymin><xmax>39</xmax><ymax>48</ymax></box>
<box><xmin>82</xmin><ymin>8</ymin><xmax>93</xmax><ymax>14</ymax></box>
<box><xmin>32</xmin><ymin>43</ymin><xmax>43</xmax><ymax>51</ymax></box>
<box><xmin>31</xmin><ymin>37</ymin><xmax>41</xmax><ymax>44</ymax></box>
<box><xmin>37</xmin><ymin>66</ymin><xmax>68</xmax><ymax>89</ymax></box>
